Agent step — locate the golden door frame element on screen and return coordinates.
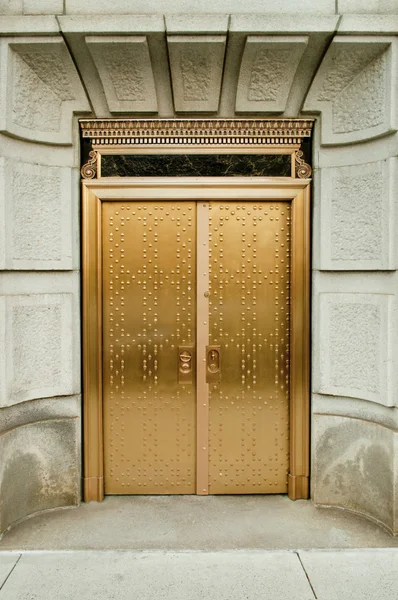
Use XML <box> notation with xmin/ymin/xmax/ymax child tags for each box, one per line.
<box><xmin>82</xmin><ymin>177</ymin><xmax>311</xmax><ymax>502</ymax></box>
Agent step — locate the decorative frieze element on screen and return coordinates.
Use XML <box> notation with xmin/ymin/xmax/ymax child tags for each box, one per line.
<box><xmin>80</xmin><ymin>118</ymin><xmax>314</xmax><ymax>144</ymax></box>
<box><xmin>80</xmin><ymin>118</ymin><xmax>313</xmax><ymax>180</ymax></box>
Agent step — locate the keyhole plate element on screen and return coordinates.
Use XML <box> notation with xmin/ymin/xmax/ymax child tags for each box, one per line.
<box><xmin>206</xmin><ymin>345</ymin><xmax>221</xmax><ymax>383</ymax></box>
<box><xmin>178</xmin><ymin>345</ymin><xmax>195</xmax><ymax>384</ymax></box>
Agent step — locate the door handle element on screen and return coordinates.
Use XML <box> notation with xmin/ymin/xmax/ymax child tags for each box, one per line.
<box><xmin>178</xmin><ymin>346</ymin><xmax>194</xmax><ymax>384</ymax></box>
<box><xmin>206</xmin><ymin>345</ymin><xmax>221</xmax><ymax>383</ymax></box>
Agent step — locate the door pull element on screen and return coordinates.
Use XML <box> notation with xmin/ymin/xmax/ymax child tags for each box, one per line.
<box><xmin>206</xmin><ymin>345</ymin><xmax>221</xmax><ymax>383</ymax></box>
<box><xmin>178</xmin><ymin>346</ymin><xmax>194</xmax><ymax>384</ymax></box>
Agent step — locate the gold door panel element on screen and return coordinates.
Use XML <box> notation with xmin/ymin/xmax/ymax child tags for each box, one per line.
<box><xmin>83</xmin><ymin>177</ymin><xmax>310</xmax><ymax>502</ymax></box>
<box><xmin>207</xmin><ymin>202</ymin><xmax>290</xmax><ymax>494</ymax></box>
<box><xmin>102</xmin><ymin>201</ymin><xmax>197</xmax><ymax>494</ymax></box>
<box><xmin>102</xmin><ymin>199</ymin><xmax>290</xmax><ymax>495</ymax></box>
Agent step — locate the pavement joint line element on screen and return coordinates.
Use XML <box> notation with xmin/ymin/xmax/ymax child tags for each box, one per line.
<box><xmin>1</xmin><ymin>548</ymin><xmax>398</xmax><ymax>554</ymax></box>
<box><xmin>0</xmin><ymin>553</ymin><xmax>21</xmax><ymax>592</ymax></box>
<box><xmin>295</xmin><ymin>551</ymin><xmax>318</xmax><ymax>600</ymax></box>
<box><xmin>0</xmin><ymin>549</ymin><xmax>301</xmax><ymax>555</ymax></box>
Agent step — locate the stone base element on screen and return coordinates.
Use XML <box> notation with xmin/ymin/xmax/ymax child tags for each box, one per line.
<box><xmin>0</xmin><ymin>398</ymin><xmax>81</xmax><ymax>537</ymax></box>
<box><xmin>312</xmin><ymin>414</ymin><xmax>397</xmax><ymax>535</ymax></box>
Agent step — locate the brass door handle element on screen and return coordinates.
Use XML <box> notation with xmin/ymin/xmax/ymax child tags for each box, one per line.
<box><xmin>178</xmin><ymin>346</ymin><xmax>194</xmax><ymax>384</ymax></box>
<box><xmin>206</xmin><ymin>345</ymin><xmax>221</xmax><ymax>383</ymax></box>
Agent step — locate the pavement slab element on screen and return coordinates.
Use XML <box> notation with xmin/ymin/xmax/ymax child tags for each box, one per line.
<box><xmin>0</xmin><ymin>550</ymin><xmax>315</xmax><ymax>600</ymax></box>
<box><xmin>1</xmin><ymin>495</ymin><xmax>397</xmax><ymax>550</ymax></box>
<box><xmin>299</xmin><ymin>549</ymin><xmax>398</xmax><ymax>600</ymax></box>
<box><xmin>0</xmin><ymin>553</ymin><xmax>20</xmax><ymax>588</ymax></box>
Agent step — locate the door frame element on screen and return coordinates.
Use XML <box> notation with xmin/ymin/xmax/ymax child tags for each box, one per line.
<box><xmin>82</xmin><ymin>177</ymin><xmax>311</xmax><ymax>502</ymax></box>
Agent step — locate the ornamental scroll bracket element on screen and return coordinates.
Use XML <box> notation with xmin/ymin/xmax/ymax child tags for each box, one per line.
<box><xmin>81</xmin><ymin>150</ymin><xmax>98</xmax><ymax>179</ymax></box>
<box><xmin>295</xmin><ymin>150</ymin><xmax>312</xmax><ymax>179</ymax></box>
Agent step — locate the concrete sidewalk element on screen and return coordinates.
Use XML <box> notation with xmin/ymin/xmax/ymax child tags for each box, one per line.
<box><xmin>1</xmin><ymin>549</ymin><xmax>398</xmax><ymax>600</ymax></box>
<box><xmin>1</xmin><ymin>498</ymin><xmax>397</xmax><ymax>599</ymax></box>
<box><xmin>1</xmin><ymin>496</ymin><xmax>397</xmax><ymax>551</ymax></box>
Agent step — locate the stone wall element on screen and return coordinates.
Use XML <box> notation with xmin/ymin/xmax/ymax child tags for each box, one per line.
<box><xmin>303</xmin><ymin>32</ymin><xmax>398</xmax><ymax>533</ymax></box>
<box><xmin>0</xmin><ymin>1</ymin><xmax>397</xmax><ymax>536</ymax></box>
<box><xmin>0</xmin><ymin>30</ymin><xmax>89</xmax><ymax>534</ymax></box>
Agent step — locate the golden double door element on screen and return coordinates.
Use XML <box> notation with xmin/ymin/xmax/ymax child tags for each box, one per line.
<box><xmin>82</xmin><ymin>178</ymin><xmax>310</xmax><ymax>501</ymax></box>
<box><xmin>102</xmin><ymin>198</ymin><xmax>292</xmax><ymax>495</ymax></box>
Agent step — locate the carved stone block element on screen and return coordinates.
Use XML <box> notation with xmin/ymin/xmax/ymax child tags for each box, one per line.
<box><xmin>0</xmin><ymin>294</ymin><xmax>75</xmax><ymax>407</ymax></box>
<box><xmin>303</xmin><ymin>37</ymin><xmax>396</xmax><ymax>144</ymax></box>
<box><xmin>319</xmin><ymin>158</ymin><xmax>396</xmax><ymax>270</ymax></box>
<box><xmin>0</xmin><ymin>158</ymin><xmax>74</xmax><ymax>270</ymax></box>
<box><xmin>316</xmin><ymin>293</ymin><xmax>394</xmax><ymax>406</ymax></box>
<box><xmin>86</xmin><ymin>36</ymin><xmax>158</xmax><ymax>113</ymax></box>
<box><xmin>0</xmin><ymin>37</ymin><xmax>90</xmax><ymax>144</ymax></box>
<box><xmin>167</xmin><ymin>35</ymin><xmax>226</xmax><ymax>112</ymax></box>
<box><xmin>236</xmin><ymin>36</ymin><xmax>308</xmax><ymax>113</ymax></box>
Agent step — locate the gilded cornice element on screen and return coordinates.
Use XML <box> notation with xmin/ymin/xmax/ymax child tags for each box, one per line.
<box><xmin>80</xmin><ymin>118</ymin><xmax>313</xmax><ymax>143</ymax></box>
<box><xmin>80</xmin><ymin>119</ymin><xmax>313</xmax><ymax>178</ymax></box>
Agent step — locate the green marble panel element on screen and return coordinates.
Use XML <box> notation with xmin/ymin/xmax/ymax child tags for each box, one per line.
<box><xmin>101</xmin><ymin>153</ymin><xmax>292</xmax><ymax>177</ymax></box>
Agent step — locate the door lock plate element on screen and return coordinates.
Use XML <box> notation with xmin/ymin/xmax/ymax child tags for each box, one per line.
<box><xmin>206</xmin><ymin>345</ymin><xmax>221</xmax><ymax>383</ymax></box>
<box><xmin>178</xmin><ymin>345</ymin><xmax>194</xmax><ymax>384</ymax></box>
